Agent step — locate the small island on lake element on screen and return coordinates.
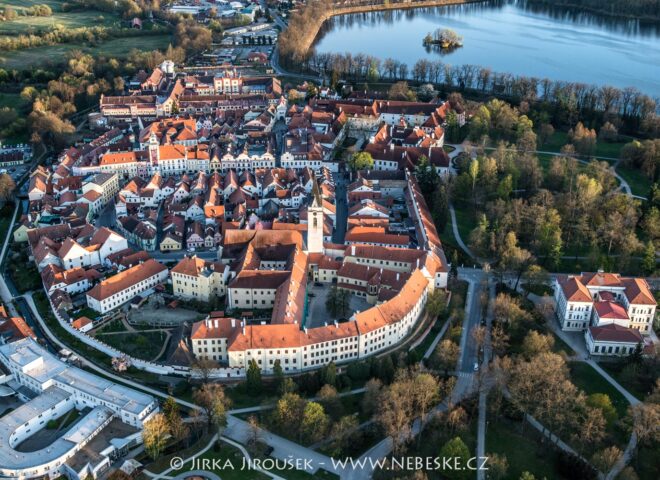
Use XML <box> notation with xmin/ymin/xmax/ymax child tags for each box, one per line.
<box><xmin>423</xmin><ymin>28</ymin><xmax>463</xmax><ymax>49</ymax></box>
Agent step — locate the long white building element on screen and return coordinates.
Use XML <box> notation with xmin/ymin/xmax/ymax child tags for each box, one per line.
<box><xmin>85</xmin><ymin>259</ymin><xmax>168</xmax><ymax>314</ymax></box>
<box><xmin>0</xmin><ymin>338</ymin><xmax>158</xmax><ymax>479</ymax></box>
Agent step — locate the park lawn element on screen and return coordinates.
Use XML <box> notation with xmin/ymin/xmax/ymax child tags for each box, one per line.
<box><xmin>0</xmin><ymin>34</ymin><xmax>172</xmax><ymax>70</ymax></box>
<box><xmin>0</xmin><ymin>204</ymin><xmax>16</xmax><ymax>243</ymax></box>
<box><xmin>451</xmin><ymin>203</ymin><xmax>477</xmax><ymax>248</ymax></box>
<box><xmin>550</xmin><ymin>332</ymin><xmax>574</xmax><ymax>356</ymax></box>
<box><xmin>632</xmin><ymin>443</ymin><xmax>660</xmax><ymax>480</ymax></box>
<box><xmin>541</xmin><ymin>130</ymin><xmax>570</xmax><ymax>153</ymax></box>
<box><xmin>568</xmin><ymin>362</ymin><xmax>629</xmax><ymax>417</ymax></box>
<box><xmin>413</xmin><ymin>280</ymin><xmax>468</xmax><ymax>357</ymax></box>
<box><xmin>0</xmin><ymin>8</ymin><xmax>120</xmax><ymax>35</ymax></box>
<box><xmin>597</xmin><ymin>362</ymin><xmax>648</xmax><ymax>402</ymax></box>
<box><xmin>486</xmin><ymin>415</ymin><xmax>560</xmax><ymax>480</ymax></box>
<box><xmin>541</xmin><ymin>130</ymin><xmax>626</xmax><ymax>159</ymax></box>
<box><xmin>616</xmin><ymin>164</ymin><xmax>653</xmax><ymax>198</ymax></box>
<box><xmin>95</xmin><ymin>331</ymin><xmax>168</xmax><ymax>362</ymax></box>
<box><xmin>0</xmin><ymin>93</ymin><xmax>29</xmax><ymax>111</ymax></box>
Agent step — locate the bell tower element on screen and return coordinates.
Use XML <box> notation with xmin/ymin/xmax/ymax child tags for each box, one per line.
<box><xmin>307</xmin><ymin>181</ymin><xmax>324</xmax><ymax>254</ymax></box>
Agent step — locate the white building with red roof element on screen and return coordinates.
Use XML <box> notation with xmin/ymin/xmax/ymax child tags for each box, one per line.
<box><xmin>85</xmin><ymin>259</ymin><xmax>168</xmax><ymax>314</ymax></box>
<box><xmin>554</xmin><ymin>270</ymin><xmax>657</xmax><ymax>356</ymax></box>
<box><xmin>586</xmin><ymin>324</ymin><xmax>645</xmax><ymax>357</ymax></box>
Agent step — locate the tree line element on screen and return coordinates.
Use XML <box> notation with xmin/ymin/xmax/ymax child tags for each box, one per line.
<box><xmin>0</xmin><ymin>24</ymin><xmax>169</xmax><ymax>52</ymax></box>
<box><xmin>307</xmin><ymin>50</ymin><xmax>658</xmax><ymax>137</ymax></box>
<box><xmin>526</xmin><ymin>0</ymin><xmax>660</xmax><ymax>20</ymax></box>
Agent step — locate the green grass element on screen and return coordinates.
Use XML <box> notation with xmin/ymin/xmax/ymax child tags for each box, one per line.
<box><xmin>0</xmin><ymin>204</ymin><xmax>16</xmax><ymax>246</ymax></box>
<box><xmin>540</xmin><ymin>130</ymin><xmax>627</xmax><ymax>159</ymax></box>
<box><xmin>0</xmin><ymin>93</ymin><xmax>29</xmax><ymax>111</ymax></box>
<box><xmin>451</xmin><ymin>203</ymin><xmax>477</xmax><ymax>246</ymax></box>
<box><xmin>598</xmin><ymin>361</ymin><xmax>653</xmax><ymax>402</ymax></box>
<box><xmin>632</xmin><ymin>443</ymin><xmax>660</xmax><ymax>480</ymax></box>
<box><xmin>486</xmin><ymin>414</ymin><xmax>560</xmax><ymax>480</ymax></box>
<box><xmin>616</xmin><ymin>165</ymin><xmax>653</xmax><ymax>198</ymax></box>
<box><xmin>550</xmin><ymin>331</ymin><xmax>575</xmax><ymax>356</ymax></box>
<box><xmin>0</xmin><ymin>34</ymin><xmax>172</xmax><ymax>70</ymax></box>
<box><xmin>94</xmin><ymin>319</ymin><xmax>126</xmax><ymax>334</ymax></box>
<box><xmin>95</xmin><ymin>331</ymin><xmax>168</xmax><ymax>362</ymax></box>
<box><xmin>568</xmin><ymin>362</ymin><xmax>630</xmax><ymax>417</ymax></box>
<box><xmin>0</xmin><ymin>7</ymin><xmax>120</xmax><ymax>35</ymax></box>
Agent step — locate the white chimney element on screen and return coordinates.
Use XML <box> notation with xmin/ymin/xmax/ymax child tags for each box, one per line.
<box><xmin>396</xmin><ymin>272</ymin><xmax>400</xmax><ymax>281</ymax></box>
<box><xmin>231</xmin><ymin>318</ymin><xmax>235</xmax><ymax>328</ymax></box>
<box><xmin>352</xmin><ymin>245</ymin><xmax>356</xmax><ymax>256</ymax></box>
<box><xmin>214</xmin><ymin>319</ymin><xmax>218</xmax><ymax>328</ymax></box>
<box><xmin>334</xmin><ymin>321</ymin><xmax>338</xmax><ymax>329</ymax></box>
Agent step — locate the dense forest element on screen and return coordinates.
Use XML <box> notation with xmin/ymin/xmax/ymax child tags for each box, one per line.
<box><xmin>526</xmin><ymin>0</ymin><xmax>660</xmax><ymax>20</ymax></box>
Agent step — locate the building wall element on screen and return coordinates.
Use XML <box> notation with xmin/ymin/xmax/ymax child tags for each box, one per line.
<box><xmin>86</xmin><ymin>269</ymin><xmax>168</xmax><ymax>314</ymax></box>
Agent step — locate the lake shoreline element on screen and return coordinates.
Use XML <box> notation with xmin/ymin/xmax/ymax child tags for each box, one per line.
<box><xmin>310</xmin><ymin>2</ymin><xmax>660</xmax><ymax>97</ymax></box>
<box><xmin>300</xmin><ymin>0</ymin><xmax>484</xmax><ymax>57</ymax></box>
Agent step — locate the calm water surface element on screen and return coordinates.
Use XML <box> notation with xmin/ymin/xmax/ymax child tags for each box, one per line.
<box><xmin>313</xmin><ymin>1</ymin><xmax>660</xmax><ymax>97</ymax></box>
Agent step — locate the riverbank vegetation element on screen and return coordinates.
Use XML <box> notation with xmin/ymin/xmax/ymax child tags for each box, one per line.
<box><xmin>525</xmin><ymin>0</ymin><xmax>660</xmax><ymax>21</ymax></box>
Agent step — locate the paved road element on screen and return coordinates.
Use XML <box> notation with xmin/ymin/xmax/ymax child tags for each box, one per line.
<box><xmin>457</xmin><ymin>268</ymin><xmax>486</xmax><ymax>373</ymax></box>
<box><xmin>332</xmin><ymin>173</ymin><xmax>349</xmax><ymax>244</ymax></box>
<box><xmin>150</xmin><ymin>250</ymin><xmax>219</xmax><ymax>262</ymax></box>
<box><xmin>476</xmin><ymin>277</ymin><xmax>495</xmax><ymax>480</ymax></box>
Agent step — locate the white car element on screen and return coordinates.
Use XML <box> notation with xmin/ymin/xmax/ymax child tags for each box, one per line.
<box><xmin>473</xmin><ymin>362</ymin><xmax>479</xmax><ymax>372</ymax></box>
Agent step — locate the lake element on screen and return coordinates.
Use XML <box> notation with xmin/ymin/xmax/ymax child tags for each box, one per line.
<box><xmin>313</xmin><ymin>0</ymin><xmax>660</xmax><ymax>97</ymax></box>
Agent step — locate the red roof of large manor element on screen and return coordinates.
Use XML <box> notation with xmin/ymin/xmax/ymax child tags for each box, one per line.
<box><xmin>172</xmin><ymin>255</ymin><xmax>224</xmax><ymax>277</ymax></box>
<box><xmin>353</xmin><ymin>268</ymin><xmax>428</xmax><ymax>335</ymax></box>
<box><xmin>191</xmin><ymin>317</ymin><xmax>237</xmax><ymax>340</ymax></box>
<box><xmin>345</xmin><ymin>226</ymin><xmax>409</xmax><ymax>246</ymax></box>
<box><xmin>589</xmin><ymin>324</ymin><xmax>643</xmax><ymax>344</ymax></box>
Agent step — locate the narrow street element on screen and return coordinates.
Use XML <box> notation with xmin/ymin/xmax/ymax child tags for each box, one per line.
<box><xmin>332</xmin><ymin>172</ymin><xmax>348</xmax><ymax>244</ymax></box>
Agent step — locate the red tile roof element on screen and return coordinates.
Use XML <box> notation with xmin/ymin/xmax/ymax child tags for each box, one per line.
<box><xmin>589</xmin><ymin>324</ymin><xmax>643</xmax><ymax>344</ymax></box>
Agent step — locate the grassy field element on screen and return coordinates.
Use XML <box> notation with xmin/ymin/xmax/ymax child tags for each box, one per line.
<box><xmin>0</xmin><ymin>2</ymin><xmax>121</xmax><ymax>36</ymax></box>
<box><xmin>95</xmin><ymin>330</ymin><xmax>168</xmax><ymax>362</ymax></box>
<box><xmin>0</xmin><ymin>92</ymin><xmax>29</xmax><ymax>111</ymax></box>
<box><xmin>451</xmin><ymin>202</ymin><xmax>477</xmax><ymax>247</ymax></box>
<box><xmin>616</xmin><ymin>164</ymin><xmax>653</xmax><ymax>198</ymax></box>
<box><xmin>0</xmin><ymin>34</ymin><xmax>172</xmax><ymax>70</ymax></box>
<box><xmin>568</xmin><ymin>362</ymin><xmax>630</xmax><ymax>417</ymax></box>
<box><xmin>541</xmin><ymin>130</ymin><xmax>627</xmax><ymax>159</ymax></box>
<box><xmin>486</xmin><ymin>414</ymin><xmax>560</xmax><ymax>480</ymax></box>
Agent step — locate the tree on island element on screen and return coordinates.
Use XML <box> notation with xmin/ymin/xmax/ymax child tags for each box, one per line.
<box><xmin>424</xmin><ymin>28</ymin><xmax>463</xmax><ymax>48</ymax></box>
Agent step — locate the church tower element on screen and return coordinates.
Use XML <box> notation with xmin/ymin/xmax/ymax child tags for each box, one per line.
<box><xmin>148</xmin><ymin>131</ymin><xmax>160</xmax><ymax>173</ymax></box>
<box><xmin>307</xmin><ymin>181</ymin><xmax>324</xmax><ymax>254</ymax></box>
